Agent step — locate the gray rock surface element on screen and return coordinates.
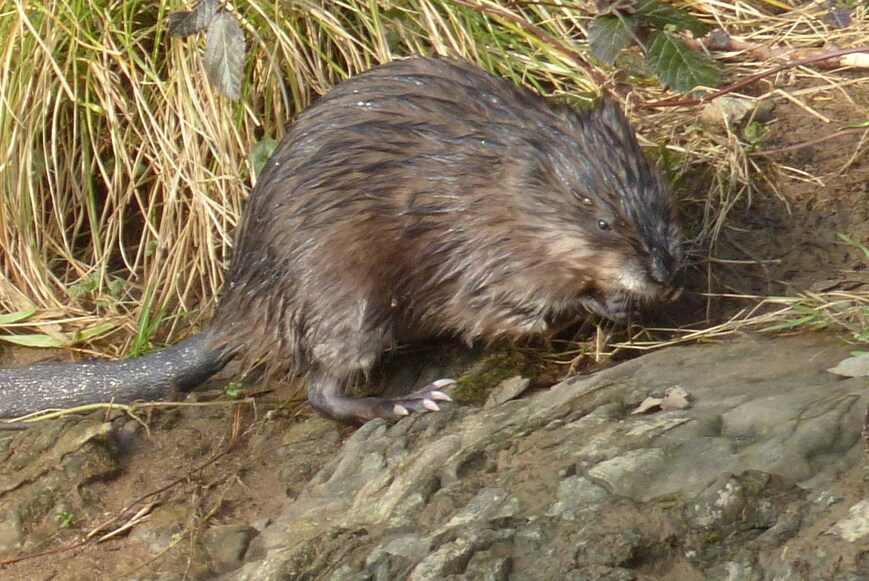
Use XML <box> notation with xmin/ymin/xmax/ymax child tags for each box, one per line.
<box><xmin>229</xmin><ymin>335</ymin><xmax>869</xmax><ymax>580</ymax></box>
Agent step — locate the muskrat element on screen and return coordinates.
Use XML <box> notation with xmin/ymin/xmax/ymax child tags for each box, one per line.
<box><xmin>0</xmin><ymin>57</ymin><xmax>681</xmax><ymax>423</ymax></box>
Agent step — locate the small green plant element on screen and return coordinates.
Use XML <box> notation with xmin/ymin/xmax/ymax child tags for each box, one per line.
<box><xmin>67</xmin><ymin>276</ymin><xmax>99</xmax><ymax>300</ymax></box>
<box><xmin>224</xmin><ymin>381</ymin><xmax>246</xmax><ymax>400</ymax></box>
<box><xmin>68</xmin><ymin>272</ymin><xmax>131</xmax><ymax>309</ymax></box>
<box><xmin>742</xmin><ymin>120</ymin><xmax>771</xmax><ymax>151</ymax></box>
<box><xmin>55</xmin><ymin>510</ymin><xmax>76</xmax><ymax>529</ymax></box>
<box><xmin>129</xmin><ymin>287</ymin><xmax>169</xmax><ymax>357</ymax></box>
<box><xmin>251</xmin><ymin>136</ymin><xmax>279</xmax><ymax>178</ymax></box>
<box><xmin>838</xmin><ymin>233</ymin><xmax>869</xmax><ymax>261</ymax></box>
<box><xmin>588</xmin><ymin>0</ymin><xmax>720</xmax><ymax>93</ymax></box>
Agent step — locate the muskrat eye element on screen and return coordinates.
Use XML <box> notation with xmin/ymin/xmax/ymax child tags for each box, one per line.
<box><xmin>597</xmin><ymin>219</ymin><xmax>611</xmax><ymax>231</ymax></box>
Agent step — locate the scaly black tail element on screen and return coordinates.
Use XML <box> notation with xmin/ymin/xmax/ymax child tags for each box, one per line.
<box><xmin>0</xmin><ymin>332</ymin><xmax>229</xmax><ymax>418</ymax></box>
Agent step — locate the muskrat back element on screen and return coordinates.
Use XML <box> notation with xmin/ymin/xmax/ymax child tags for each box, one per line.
<box><xmin>0</xmin><ymin>57</ymin><xmax>680</xmax><ymax>422</ymax></box>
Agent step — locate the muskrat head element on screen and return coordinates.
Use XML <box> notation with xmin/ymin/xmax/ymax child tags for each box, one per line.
<box><xmin>521</xmin><ymin>97</ymin><xmax>682</xmax><ymax>321</ymax></box>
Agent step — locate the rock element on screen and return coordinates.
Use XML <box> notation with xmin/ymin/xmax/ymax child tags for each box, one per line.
<box><xmin>0</xmin><ymin>510</ymin><xmax>23</xmax><ymax>552</ymax></box>
<box><xmin>699</xmin><ymin>96</ymin><xmax>774</xmax><ymax>128</ymax></box>
<box><xmin>828</xmin><ymin>499</ymin><xmax>869</xmax><ymax>542</ymax></box>
<box><xmin>484</xmin><ymin>376</ymin><xmax>531</xmax><ymax>409</ymax></box>
<box><xmin>547</xmin><ymin>476</ymin><xmax>608</xmax><ymax>520</ymax></box>
<box><xmin>130</xmin><ymin>502</ymin><xmax>190</xmax><ymax>554</ymax></box>
<box><xmin>463</xmin><ymin>550</ymin><xmax>512</xmax><ymax>580</ymax></box>
<box><xmin>203</xmin><ymin>523</ymin><xmax>257</xmax><ymax>574</ymax></box>
<box><xmin>229</xmin><ymin>335</ymin><xmax>869</xmax><ymax>580</ymax></box>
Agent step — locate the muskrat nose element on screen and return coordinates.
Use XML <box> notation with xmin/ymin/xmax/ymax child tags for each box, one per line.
<box><xmin>650</xmin><ymin>250</ymin><xmax>677</xmax><ymax>285</ymax></box>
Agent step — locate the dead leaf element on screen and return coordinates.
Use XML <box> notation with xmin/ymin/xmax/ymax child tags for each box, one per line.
<box><xmin>632</xmin><ymin>396</ymin><xmax>663</xmax><ymax>415</ymax></box>
<box><xmin>631</xmin><ymin>385</ymin><xmax>691</xmax><ymax>414</ymax></box>
<box><xmin>828</xmin><ymin>353</ymin><xmax>869</xmax><ymax>378</ymax></box>
<box><xmin>660</xmin><ymin>385</ymin><xmax>691</xmax><ymax>410</ymax></box>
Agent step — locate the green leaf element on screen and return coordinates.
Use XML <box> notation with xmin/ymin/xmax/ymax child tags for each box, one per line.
<box><xmin>0</xmin><ymin>333</ymin><xmax>66</xmax><ymax>347</ymax></box>
<box><xmin>637</xmin><ymin>0</ymin><xmax>708</xmax><ymax>37</ymax></box>
<box><xmin>107</xmin><ymin>277</ymin><xmax>130</xmax><ymax>299</ymax></box>
<box><xmin>224</xmin><ymin>381</ymin><xmax>246</xmax><ymax>399</ymax></box>
<box><xmin>77</xmin><ymin>322</ymin><xmax>116</xmax><ymax>342</ymax></box>
<box><xmin>760</xmin><ymin>314</ymin><xmax>819</xmax><ymax>333</ymax></box>
<box><xmin>0</xmin><ymin>308</ymin><xmax>37</xmax><ymax>325</ymax></box>
<box><xmin>836</xmin><ymin>232</ymin><xmax>869</xmax><ymax>260</ymax></box>
<box><xmin>788</xmin><ymin>303</ymin><xmax>822</xmax><ymax>316</ymax></box>
<box><xmin>251</xmin><ymin>136</ymin><xmax>279</xmax><ymax>178</ymax></box>
<box><xmin>743</xmin><ymin>120</ymin><xmax>770</xmax><ymax>147</ymax></box>
<box><xmin>68</xmin><ymin>274</ymin><xmax>99</xmax><ymax>298</ymax></box>
<box><xmin>204</xmin><ymin>11</ymin><xmax>246</xmax><ymax>100</ymax></box>
<box><xmin>646</xmin><ymin>31</ymin><xmax>720</xmax><ymax>93</ymax></box>
<box><xmin>588</xmin><ymin>15</ymin><xmax>635</xmax><ymax>65</ymax></box>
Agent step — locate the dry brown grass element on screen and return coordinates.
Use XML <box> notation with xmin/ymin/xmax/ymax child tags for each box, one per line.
<box><xmin>0</xmin><ymin>0</ymin><xmax>866</xmax><ymax>360</ymax></box>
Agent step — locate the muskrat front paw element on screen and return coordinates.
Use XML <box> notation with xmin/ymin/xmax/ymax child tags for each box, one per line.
<box><xmin>581</xmin><ymin>293</ymin><xmax>634</xmax><ymax>321</ymax></box>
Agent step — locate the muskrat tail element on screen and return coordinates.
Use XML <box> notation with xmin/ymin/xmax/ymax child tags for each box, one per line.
<box><xmin>0</xmin><ymin>332</ymin><xmax>229</xmax><ymax>418</ymax></box>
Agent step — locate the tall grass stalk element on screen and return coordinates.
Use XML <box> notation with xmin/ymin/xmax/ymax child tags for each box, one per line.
<box><xmin>0</xmin><ymin>0</ymin><xmax>866</xmax><ymax>355</ymax></box>
<box><xmin>0</xmin><ymin>0</ymin><xmax>608</xmax><ymax>352</ymax></box>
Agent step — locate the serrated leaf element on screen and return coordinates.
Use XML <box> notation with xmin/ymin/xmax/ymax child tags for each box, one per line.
<box><xmin>251</xmin><ymin>136</ymin><xmax>278</xmax><ymax>178</ymax></box>
<box><xmin>646</xmin><ymin>31</ymin><xmax>720</xmax><ymax>93</ymax></box>
<box><xmin>204</xmin><ymin>11</ymin><xmax>245</xmax><ymax>100</ymax></box>
<box><xmin>0</xmin><ymin>333</ymin><xmax>66</xmax><ymax>347</ymax></box>
<box><xmin>637</xmin><ymin>0</ymin><xmax>708</xmax><ymax>37</ymax></box>
<box><xmin>168</xmin><ymin>0</ymin><xmax>218</xmax><ymax>38</ymax></box>
<box><xmin>588</xmin><ymin>15</ymin><xmax>635</xmax><ymax>65</ymax></box>
<box><xmin>0</xmin><ymin>308</ymin><xmax>37</xmax><ymax>325</ymax></box>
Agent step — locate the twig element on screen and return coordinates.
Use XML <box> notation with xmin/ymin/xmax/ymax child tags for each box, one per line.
<box><xmin>748</xmin><ymin>127</ymin><xmax>869</xmax><ymax>158</ymax></box>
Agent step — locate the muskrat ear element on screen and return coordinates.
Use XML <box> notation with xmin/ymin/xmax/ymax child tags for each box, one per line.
<box><xmin>597</xmin><ymin>93</ymin><xmax>628</xmax><ymax>120</ymax></box>
<box><xmin>598</xmin><ymin>93</ymin><xmax>621</xmax><ymax>111</ymax></box>
<box><xmin>594</xmin><ymin>93</ymin><xmax>635</xmax><ymax>141</ymax></box>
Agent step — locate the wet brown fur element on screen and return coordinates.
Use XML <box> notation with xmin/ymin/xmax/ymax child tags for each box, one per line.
<box><xmin>208</xmin><ymin>58</ymin><xmax>680</xmax><ymax>401</ymax></box>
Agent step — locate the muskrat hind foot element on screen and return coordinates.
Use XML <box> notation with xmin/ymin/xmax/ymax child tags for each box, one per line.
<box><xmin>390</xmin><ymin>381</ymin><xmax>455</xmax><ymax>417</ymax></box>
<box><xmin>308</xmin><ymin>374</ymin><xmax>455</xmax><ymax>423</ymax></box>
